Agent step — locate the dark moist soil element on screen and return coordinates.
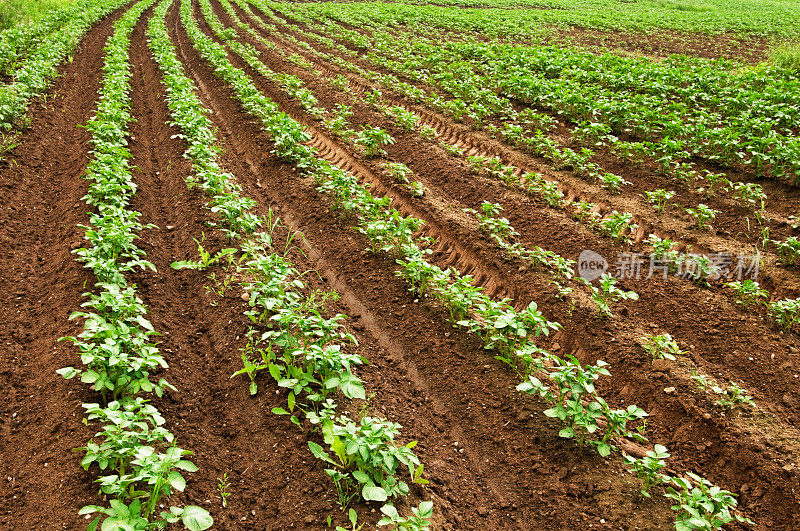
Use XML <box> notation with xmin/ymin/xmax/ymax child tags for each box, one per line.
<box><xmin>1</xmin><ymin>1</ymin><xmax>799</xmax><ymax>530</ymax></box>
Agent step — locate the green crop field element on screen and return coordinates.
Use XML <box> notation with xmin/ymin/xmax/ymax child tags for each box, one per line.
<box><xmin>1</xmin><ymin>0</ymin><xmax>799</xmax><ymax>529</ymax></box>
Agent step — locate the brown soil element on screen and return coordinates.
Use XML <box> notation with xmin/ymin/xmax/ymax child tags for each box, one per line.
<box><xmin>1</xmin><ymin>1</ymin><xmax>799</xmax><ymax>530</ymax></box>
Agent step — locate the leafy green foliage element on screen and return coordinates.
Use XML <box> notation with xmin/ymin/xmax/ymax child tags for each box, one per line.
<box><xmin>599</xmin><ymin>211</ymin><xmax>638</xmax><ymax>243</ymax></box>
<box><xmin>378</xmin><ymin>501</ymin><xmax>434</xmax><ymax>530</ymax></box>
<box><xmin>685</xmin><ymin>204</ymin><xmax>718</xmax><ymax>231</ymax></box>
<box><xmin>59</xmin><ymin>2</ymin><xmax>211</xmax><ymax>528</ymax></box>
<box><xmin>725</xmin><ymin>279</ymin><xmax>768</xmax><ymax>307</ymax></box>
<box><xmin>774</xmin><ymin>236</ymin><xmax>800</xmax><ymax>265</ymax></box>
<box><xmin>644</xmin><ymin>189</ymin><xmax>675</xmax><ymax>212</ymax></box>
<box><xmin>309</xmin><ymin>413</ymin><xmax>424</xmax><ymax>504</ymax></box>
<box><xmin>588</xmin><ymin>274</ymin><xmax>639</xmax><ymax>318</ymax></box>
<box><xmin>642</xmin><ymin>334</ymin><xmax>684</xmax><ymax>361</ymax></box>
<box><xmin>665</xmin><ymin>473</ymin><xmax>751</xmax><ymax>531</ymax></box>
<box><xmin>355</xmin><ymin>125</ymin><xmax>396</xmax><ymax>157</ymax></box>
<box><xmin>624</xmin><ymin>444</ymin><xmax>670</xmax><ymax>498</ymax></box>
<box><xmin>769</xmin><ymin>297</ymin><xmax>800</xmax><ymax>330</ymax></box>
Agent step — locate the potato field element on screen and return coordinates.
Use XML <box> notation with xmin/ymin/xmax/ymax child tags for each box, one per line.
<box><xmin>1</xmin><ymin>0</ymin><xmax>799</xmax><ymax>529</ymax></box>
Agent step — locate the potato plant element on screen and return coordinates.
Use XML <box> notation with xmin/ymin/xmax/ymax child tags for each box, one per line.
<box><xmin>685</xmin><ymin>204</ymin><xmax>718</xmax><ymax>231</ymax></box>
<box><xmin>623</xmin><ymin>444</ymin><xmax>670</xmax><ymax>498</ymax></box>
<box><xmin>56</xmin><ymin>1</ymin><xmax>212</xmax><ymax>528</ymax></box>
<box><xmin>171</xmin><ymin>2</ymin><xmax>437</xmax><ymax>524</ymax></box>
<box><xmin>587</xmin><ymin>274</ymin><xmax>639</xmax><ymax>318</ymax></box>
<box><xmin>308</xmin><ymin>412</ymin><xmax>425</xmax><ymax>503</ymax></box>
<box><xmin>642</xmin><ymin>333</ymin><xmax>685</xmax><ymax>361</ymax></box>
<box><xmin>774</xmin><ymin>236</ymin><xmax>800</xmax><ymax>265</ymax></box>
<box><xmin>355</xmin><ymin>125</ymin><xmax>395</xmax><ymax>157</ymax></box>
<box><xmin>769</xmin><ymin>297</ymin><xmax>800</xmax><ymax>330</ymax></box>
<box><xmin>665</xmin><ymin>473</ymin><xmax>752</xmax><ymax>530</ymax></box>
<box><xmin>644</xmin><ymin>189</ymin><xmax>676</xmax><ymax>212</ymax></box>
<box><xmin>0</xmin><ymin>0</ymin><xmax>129</xmax><ymax>130</ymax></box>
<box><xmin>725</xmin><ymin>280</ymin><xmax>768</xmax><ymax>308</ymax></box>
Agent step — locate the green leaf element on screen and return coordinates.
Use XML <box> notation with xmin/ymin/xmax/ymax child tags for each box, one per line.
<box><xmin>559</xmin><ymin>427</ymin><xmax>575</xmax><ymax>438</ymax></box>
<box><xmin>174</xmin><ymin>460</ymin><xmax>198</xmax><ymax>472</ymax></box>
<box><xmin>182</xmin><ymin>506</ymin><xmax>214</xmax><ymax>530</ymax></box>
<box><xmin>597</xmin><ymin>443</ymin><xmax>611</xmax><ymax>457</ymax></box>
<box><xmin>81</xmin><ymin>370</ymin><xmax>99</xmax><ymax>384</ymax></box>
<box><xmin>56</xmin><ymin>367</ymin><xmax>80</xmax><ymax>379</ymax></box>
<box><xmin>108</xmin><ymin>499</ymin><xmax>129</xmax><ymax>518</ymax></box>
<box><xmin>380</xmin><ymin>504</ymin><xmax>399</xmax><ymax>518</ymax></box>
<box><xmin>308</xmin><ymin>441</ymin><xmax>338</xmax><ymax>467</ymax></box>
<box><xmin>169</xmin><ymin>471</ymin><xmax>186</xmax><ymax>492</ymax></box>
<box><xmin>268</xmin><ymin>363</ymin><xmax>282</xmax><ymax>381</ymax></box>
<box><xmin>362</xmin><ymin>484</ymin><xmax>388</xmax><ymax>502</ymax></box>
<box><xmin>352</xmin><ymin>470</ymin><xmax>370</xmax><ymax>484</ymax></box>
<box><xmin>272</xmin><ymin>407</ymin><xmax>290</xmax><ymax>415</ymax></box>
<box><xmin>287</xmin><ymin>392</ymin><xmax>295</xmax><ymax>412</ymax></box>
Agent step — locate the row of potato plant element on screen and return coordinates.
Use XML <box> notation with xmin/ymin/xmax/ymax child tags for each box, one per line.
<box><xmin>284</xmin><ymin>8</ymin><xmax>780</xmax><ymax>232</ymax></box>
<box><xmin>201</xmin><ymin>3</ymin><xmax>662</xmax><ymax>328</ymax></box>
<box><xmin>245</xmin><ymin>5</ymin><xmax>800</xmax><ymax>334</ymax></box>
<box><xmin>0</xmin><ymin>0</ymin><xmax>130</xmax><ymax>130</ymax></box>
<box><xmin>225</xmin><ymin>0</ymin><xmax>797</xmax><ymax>347</ymax></box>
<box><xmin>151</xmin><ymin>1</ymin><xmax>432</xmax><ymax>526</ymax></box>
<box><xmin>56</xmin><ymin>1</ymin><xmax>212</xmax><ymax>529</ymax></box>
<box><xmin>271</xmin><ymin>4</ymin><xmax>797</xmax><ymax>271</ymax></box>
<box><xmin>284</xmin><ymin>2</ymin><xmax>800</xmax><ymax>185</ymax></box>
<box><xmin>188</xmin><ymin>2</ymin><xmax>750</xmax><ymax>527</ymax></box>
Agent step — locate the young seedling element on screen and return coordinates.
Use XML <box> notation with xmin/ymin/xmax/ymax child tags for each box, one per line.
<box><xmin>774</xmin><ymin>236</ymin><xmax>800</xmax><ymax>265</ymax></box>
<box><xmin>647</xmin><ymin>234</ymin><xmax>680</xmax><ymax>271</ymax></box>
<box><xmin>599</xmin><ymin>211</ymin><xmax>638</xmax><ymax>243</ymax></box>
<box><xmin>354</xmin><ymin>126</ymin><xmax>395</xmax><ymax>158</ymax></box>
<box><xmin>715</xmin><ymin>383</ymin><xmax>755</xmax><ymax>409</ymax></box>
<box><xmin>464</xmin><ymin>202</ymin><xmax>518</xmax><ymax>240</ymax></box>
<box><xmin>308</xmin><ymin>414</ymin><xmax>424</xmax><ymax>503</ymax></box>
<box><xmin>535</xmin><ymin>180</ymin><xmax>565</xmax><ymax>207</ymax></box>
<box><xmin>665</xmin><ymin>472</ymin><xmax>751</xmax><ymax>530</ymax></box>
<box><xmin>573</xmin><ymin>201</ymin><xmax>597</xmax><ymax>223</ymax></box>
<box><xmin>439</xmin><ymin>141</ymin><xmax>464</xmax><ymax>157</ymax></box>
<box><xmin>335</xmin><ymin>508</ymin><xmax>363</xmax><ymax>531</ymax></box>
<box><xmin>683</xmin><ymin>255</ymin><xmax>720</xmax><ymax>286</ymax></box>
<box><xmin>623</xmin><ymin>444</ymin><xmax>670</xmax><ymax>498</ymax></box>
<box><xmin>170</xmin><ymin>237</ymin><xmax>237</xmax><ymax>271</ymax></box>
<box><xmin>217</xmin><ymin>473</ymin><xmax>231</xmax><ymax>508</ymax></box>
<box><xmin>725</xmin><ymin>280</ymin><xmax>768</xmax><ymax>308</ymax></box>
<box><xmin>406</xmin><ymin>180</ymin><xmax>427</xmax><ymax>197</ymax></box>
<box><xmin>643</xmin><ymin>189</ymin><xmax>676</xmax><ymax>212</ymax></box>
<box><xmin>386</xmin><ymin>106</ymin><xmax>419</xmax><ymax>131</ymax></box>
<box><xmin>685</xmin><ymin>204</ymin><xmax>718</xmax><ymax>231</ymax></box>
<box><xmin>588</xmin><ymin>274</ymin><xmax>639</xmax><ymax>318</ymax></box>
<box><xmin>642</xmin><ymin>334</ymin><xmax>684</xmax><ymax>361</ymax></box>
<box><xmin>769</xmin><ymin>297</ymin><xmax>800</xmax><ymax>330</ymax></box>
<box><xmin>383</xmin><ymin>162</ymin><xmax>413</xmax><ymax>184</ymax></box>
<box><xmin>330</xmin><ymin>74</ymin><xmax>351</xmax><ymax>93</ymax></box>
<box><xmin>732</xmin><ymin>182</ymin><xmax>766</xmax><ymax>211</ymax></box>
<box><xmin>418</xmin><ymin>124</ymin><xmax>437</xmax><ymax>140</ymax></box>
<box><xmin>599</xmin><ymin>172</ymin><xmax>630</xmax><ymax>193</ymax></box>
<box><xmin>378</xmin><ymin>501</ymin><xmax>433</xmax><ymax>530</ymax></box>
